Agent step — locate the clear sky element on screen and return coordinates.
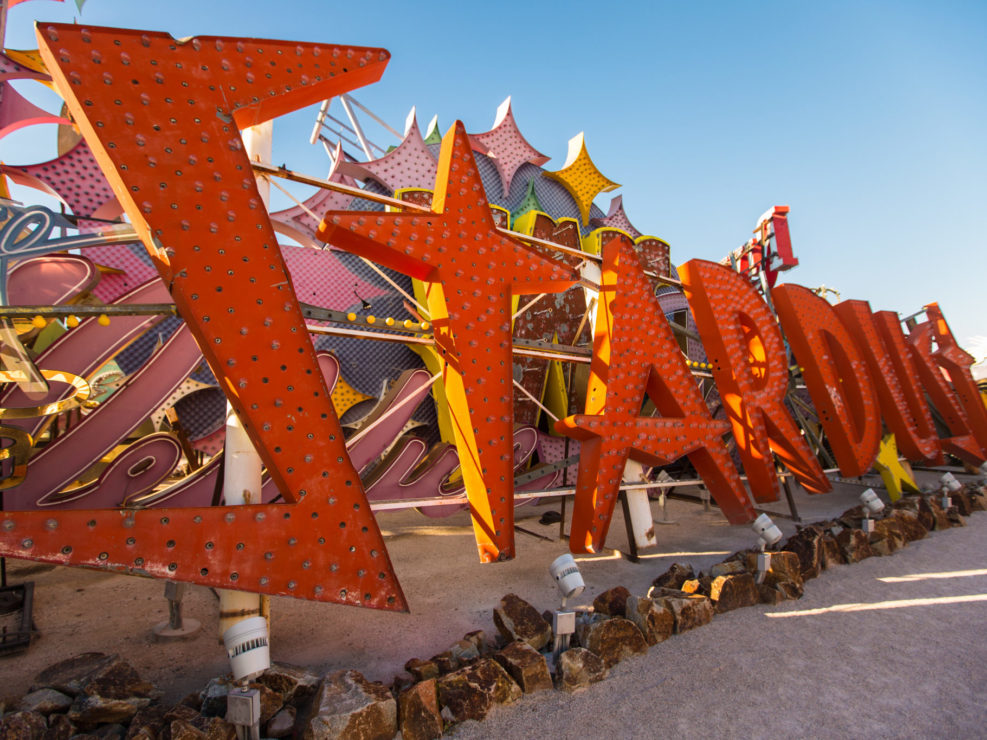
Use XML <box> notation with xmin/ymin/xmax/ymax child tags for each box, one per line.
<box><xmin>3</xmin><ymin>0</ymin><xmax>985</xmax><ymax>365</ymax></box>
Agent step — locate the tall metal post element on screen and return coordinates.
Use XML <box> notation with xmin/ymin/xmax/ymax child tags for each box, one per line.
<box><xmin>217</xmin><ymin>121</ymin><xmax>272</xmax><ymax>641</ymax></box>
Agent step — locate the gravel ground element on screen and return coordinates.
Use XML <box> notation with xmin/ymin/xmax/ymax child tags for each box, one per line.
<box><xmin>2</xmin><ymin>471</ymin><xmax>985</xmax><ymax>739</ymax></box>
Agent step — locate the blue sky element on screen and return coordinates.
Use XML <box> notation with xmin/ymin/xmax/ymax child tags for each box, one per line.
<box><xmin>3</xmin><ymin>0</ymin><xmax>985</xmax><ymax>364</ymax></box>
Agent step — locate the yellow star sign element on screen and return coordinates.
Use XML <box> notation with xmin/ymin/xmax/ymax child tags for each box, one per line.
<box><xmin>873</xmin><ymin>434</ymin><xmax>919</xmax><ymax>501</ymax></box>
<box><xmin>543</xmin><ymin>133</ymin><xmax>620</xmax><ymax>225</ymax></box>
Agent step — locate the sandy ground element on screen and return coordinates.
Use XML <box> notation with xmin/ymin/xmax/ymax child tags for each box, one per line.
<box><xmin>2</xmin><ymin>471</ymin><xmax>986</xmax><ymax>738</ymax></box>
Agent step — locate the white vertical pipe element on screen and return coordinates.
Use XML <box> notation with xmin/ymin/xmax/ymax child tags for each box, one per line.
<box><xmin>623</xmin><ymin>460</ymin><xmax>658</xmax><ymax>549</ymax></box>
<box><xmin>218</xmin><ymin>121</ymin><xmax>272</xmax><ymax>641</ymax></box>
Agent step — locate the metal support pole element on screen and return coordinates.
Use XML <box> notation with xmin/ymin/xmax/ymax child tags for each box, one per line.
<box><xmin>218</xmin><ymin>122</ymin><xmax>270</xmax><ymax>642</ymax></box>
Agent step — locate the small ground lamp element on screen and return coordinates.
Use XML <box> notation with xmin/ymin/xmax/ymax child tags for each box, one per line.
<box><xmin>223</xmin><ymin>616</ymin><xmax>270</xmax><ymax>740</ymax></box>
<box><xmin>549</xmin><ymin>553</ymin><xmax>585</xmax><ymax>660</ymax></box>
<box><xmin>751</xmin><ymin>513</ymin><xmax>783</xmax><ymax>582</ymax></box>
<box><xmin>859</xmin><ymin>488</ymin><xmax>885</xmax><ymax>534</ymax></box>
<box><xmin>940</xmin><ymin>472</ymin><xmax>962</xmax><ymax>509</ymax></box>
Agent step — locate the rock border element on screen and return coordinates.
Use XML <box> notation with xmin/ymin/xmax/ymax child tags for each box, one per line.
<box><xmin>1</xmin><ymin>484</ymin><xmax>983</xmax><ymax>738</ymax></box>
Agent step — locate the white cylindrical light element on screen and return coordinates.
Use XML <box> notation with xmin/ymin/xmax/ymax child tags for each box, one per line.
<box><xmin>549</xmin><ymin>553</ymin><xmax>585</xmax><ymax>600</ymax></box>
<box><xmin>223</xmin><ymin>616</ymin><xmax>271</xmax><ymax>681</ymax></box>
<box><xmin>941</xmin><ymin>472</ymin><xmax>962</xmax><ymax>493</ymax></box>
<box><xmin>859</xmin><ymin>488</ymin><xmax>885</xmax><ymax>515</ymax></box>
<box><xmin>751</xmin><ymin>513</ymin><xmax>782</xmax><ymax>548</ymax></box>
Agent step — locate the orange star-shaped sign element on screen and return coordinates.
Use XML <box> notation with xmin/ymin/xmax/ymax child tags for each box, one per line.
<box><xmin>318</xmin><ymin>121</ymin><xmax>578</xmax><ymax>562</ymax></box>
<box><xmin>556</xmin><ymin>232</ymin><xmax>753</xmax><ymax>553</ymax></box>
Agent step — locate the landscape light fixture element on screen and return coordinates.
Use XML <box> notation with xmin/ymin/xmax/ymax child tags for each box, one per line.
<box><xmin>858</xmin><ymin>488</ymin><xmax>884</xmax><ymax>534</ymax></box>
<box><xmin>549</xmin><ymin>554</ymin><xmax>584</xmax><ymax>663</ymax></box>
<box><xmin>751</xmin><ymin>513</ymin><xmax>783</xmax><ymax>583</ymax></box>
<box><xmin>223</xmin><ymin>616</ymin><xmax>271</xmax><ymax>682</ymax></box>
<box><xmin>751</xmin><ymin>513</ymin><xmax>783</xmax><ymax>550</ymax></box>
<box><xmin>940</xmin><ymin>472</ymin><xmax>961</xmax><ymax>509</ymax></box>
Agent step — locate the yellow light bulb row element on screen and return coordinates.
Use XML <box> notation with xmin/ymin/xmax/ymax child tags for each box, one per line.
<box><xmin>687</xmin><ymin>360</ymin><xmax>712</xmax><ymax>370</ymax></box>
<box><xmin>343</xmin><ymin>313</ymin><xmax>430</xmax><ymax>332</ymax></box>
<box><xmin>35</xmin><ymin>314</ymin><xmax>110</xmax><ymax>329</ymax></box>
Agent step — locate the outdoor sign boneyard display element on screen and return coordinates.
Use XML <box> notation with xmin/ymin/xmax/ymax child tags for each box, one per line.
<box><xmin>0</xmin><ymin>23</ymin><xmax>984</xmax><ymax>613</ymax></box>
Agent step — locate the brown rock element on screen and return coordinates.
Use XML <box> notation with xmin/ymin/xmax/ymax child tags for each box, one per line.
<box><xmin>950</xmin><ymin>489</ymin><xmax>973</xmax><ymax>516</ymax></box>
<box><xmin>448</xmin><ymin>638</ymin><xmax>479</xmax><ymax>665</ymax></box>
<box><xmin>199</xmin><ymin>677</ymin><xmax>232</xmax><ymax>717</ymax></box>
<box><xmin>398</xmin><ymin>680</ymin><xmax>442</xmax><ymax>740</ymax></box>
<box><xmin>93</xmin><ymin>724</ymin><xmax>127</xmax><ymax>739</ymax></box>
<box><xmin>576</xmin><ymin>617</ymin><xmax>648</xmax><ymax>668</ymax></box>
<box><xmin>42</xmin><ymin>713</ymin><xmax>75</xmax><ymax>740</ymax></box>
<box><xmin>0</xmin><ymin>711</ymin><xmax>47</xmax><ymax>740</ymax></box>
<box><xmin>592</xmin><ymin>586</ymin><xmax>631</xmax><ymax>617</ymax></box>
<box><xmin>625</xmin><ymin>596</ymin><xmax>674</xmax><ymax>646</ymax></box>
<box><xmin>836</xmin><ymin>528</ymin><xmax>876</xmax><ymax>563</ymax></box>
<box><xmin>895</xmin><ymin>495</ymin><xmax>936</xmax><ymax>530</ymax></box>
<box><xmin>836</xmin><ymin>505</ymin><xmax>866</xmax><ymax>528</ymax></box>
<box><xmin>710</xmin><ymin>560</ymin><xmax>747</xmax><ymax>578</ymax></box>
<box><xmin>757</xmin><ymin>581</ymin><xmax>803</xmax><ymax>604</ymax></box>
<box><xmin>19</xmin><ymin>688</ymin><xmax>72</xmax><ymax>716</ymax></box>
<box><xmin>782</xmin><ymin>526</ymin><xmax>824</xmax><ymax>580</ymax></box>
<box><xmin>164</xmin><ymin>715</ymin><xmax>235</xmax><ymax>740</ymax></box>
<box><xmin>680</xmin><ymin>578</ymin><xmax>704</xmax><ymax>595</ymax></box>
<box><xmin>436</xmin><ymin>659</ymin><xmax>521</xmax><ymax>725</ymax></box>
<box><xmin>86</xmin><ymin>659</ymin><xmax>156</xmax><ymax>701</ymax></box>
<box><xmin>179</xmin><ymin>692</ymin><xmax>203</xmax><ymax>711</ymax></box>
<box><xmin>430</xmin><ymin>652</ymin><xmax>459</xmax><ymax>675</ymax></box>
<box><xmin>558</xmin><ymin>648</ymin><xmax>608</xmax><ymax>693</ymax></box>
<box><xmin>660</xmin><ymin>594</ymin><xmax>714</xmax><ymax>633</ymax></box>
<box><xmin>463</xmin><ymin>630</ymin><xmax>487</xmax><ymax>656</ymax></box>
<box><xmin>196</xmin><ymin>715</ymin><xmax>237</xmax><ymax>740</ymax></box>
<box><xmin>265</xmin><ymin>706</ymin><xmax>297</xmax><ymax>739</ymax></box>
<box><xmin>927</xmin><ymin>496</ymin><xmax>953</xmax><ymax>530</ymax></box>
<box><xmin>492</xmin><ymin>594</ymin><xmax>552</xmax><ymax>651</ymax></box>
<box><xmin>967</xmin><ymin>488</ymin><xmax>987</xmax><ymax>512</ymax></box>
<box><xmin>946</xmin><ymin>505</ymin><xmax>966</xmax><ymax>526</ymax></box>
<box><xmin>891</xmin><ymin>508</ymin><xmax>928</xmax><ymax>542</ymax></box>
<box><xmin>869</xmin><ymin>518</ymin><xmax>906</xmax><ymax>556</ymax></box>
<box><xmin>390</xmin><ymin>674</ymin><xmax>414</xmax><ymax>696</ymax></box>
<box><xmin>68</xmin><ymin>694</ymin><xmax>151</xmax><ymax>726</ymax></box>
<box><xmin>404</xmin><ymin>658</ymin><xmax>440</xmax><ymax>683</ymax></box>
<box><xmin>651</xmin><ymin>563</ymin><xmax>695</xmax><ymax>591</ymax></box>
<box><xmin>492</xmin><ymin>641</ymin><xmax>552</xmax><ymax>693</ymax></box>
<box><xmin>32</xmin><ymin>654</ymin><xmax>118</xmax><ymax>698</ymax></box>
<box><xmin>249</xmin><ymin>681</ymin><xmax>284</xmax><ymax>725</ymax></box>
<box><xmin>163</xmin><ymin>703</ymin><xmax>201</xmax><ymax>726</ymax></box>
<box><xmin>257</xmin><ymin>663</ymin><xmax>321</xmax><ymax>707</ymax></box>
<box><xmin>820</xmin><ymin>532</ymin><xmax>845</xmax><ymax>569</ymax></box>
<box><xmin>124</xmin><ymin>704</ymin><xmax>167</xmax><ymax>740</ymax></box>
<box><xmin>744</xmin><ymin>551</ymin><xmax>803</xmax><ymax>586</ymax></box>
<box><xmin>169</xmin><ymin>719</ymin><xmax>204</xmax><ymax>740</ymax></box>
<box><xmin>743</xmin><ymin>550</ymin><xmax>803</xmax><ymax>589</ymax></box>
<box><xmin>709</xmin><ymin>573</ymin><xmax>759</xmax><ymax>613</ymax></box>
<box><xmin>305</xmin><ymin>670</ymin><xmax>396</xmax><ymax>740</ymax></box>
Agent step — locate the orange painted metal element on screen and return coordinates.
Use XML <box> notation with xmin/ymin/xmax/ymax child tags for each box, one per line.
<box><xmin>907</xmin><ymin>305</ymin><xmax>987</xmax><ymax>464</ymax></box>
<box><xmin>679</xmin><ymin>259</ymin><xmax>830</xmax><ymax>501</ymax></box>
<box><xmin>924</xmin><ymin>303</ymin><xmax>987</xmax><ymax>454</ymax></box>
<box><xmin>0</xmin><ymin>24</ymin><xmax>408</xmax><ymax>610</ymax></box>
<box><xmin>773</xmin><ymin>285</ymin><xmax>881</xmax><ymax>477</ymax></box>
<box><xmin>557</xmin><ymin>235</ymin><xmax>754</xmax><ymax>553</ymax></box>
<box><xmin>835</xmin><ymin>301</ymin><xmax>942</xmax><ymax>465</ymax></box>
<box><xmin>317</xmin><ymin>121</ymin><xmax>577</xmax><ymax>562</ymax></box>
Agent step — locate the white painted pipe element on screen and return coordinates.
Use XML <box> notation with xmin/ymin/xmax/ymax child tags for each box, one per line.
<box><xmin>218</xmin><ymin>121</ymin><xmax>272</xmax><ymax>642</ymax></box>
<box><xmin>622</xmin><ymin>460</ymin><xmax>657</xmax><ymax>549</ymax></box>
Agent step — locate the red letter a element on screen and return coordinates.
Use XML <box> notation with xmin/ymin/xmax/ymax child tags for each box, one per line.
<box><xmin>679</xmin><ymin>260</ymin><xmax>830</xmax><ymax>501</ymax></box>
